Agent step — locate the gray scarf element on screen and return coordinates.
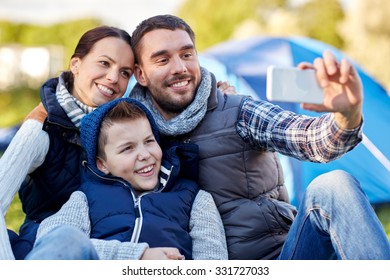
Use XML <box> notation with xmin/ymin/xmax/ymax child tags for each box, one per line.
<box><xmin>130</xmin><ymin>67</ymin><xmax>213</xmax><ymax>136</ymax></box>
<box><xmin>56</xmin><ymin>72</ymin><xmax>94</xmax><ymax>128</ymax></box>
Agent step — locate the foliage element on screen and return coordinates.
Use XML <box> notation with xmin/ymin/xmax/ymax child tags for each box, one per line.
<box><xmin>295</xmin><ymin>0</ymin><xmax>345</xmax><ymax>48</ymax></box>
<box><xmin>0</xmin><ymin>87</ymin><xmax>41</xmax><ymax>127</ymax></box>
<box><xmin>178</xmin><ymin>0</ymin><xmax>287</xmax><ymax>50</ymax></box>
<box><xmin>52</xmin><ymin>19</ymin><xmax>103</xmax><ymax>66</ymax></box>
<box><xmin>375</xmin><ymin>205</ymin><xmax>390</xmax><ymax>239</ymax></box>
<box><xmin>5</xmin><ymin>195</ymin><xmax>24</xmax><ymax>234</ymax></box>
<box><xmin>0</xmin><ymin>18</ymin><xmax>102</xmax><ymax>69</ymax></box>
<box><xmin>339</xmin><ymin>0</ymin><xmax>390</xmax><ymax>92</ymax></box>
<box><xmin>177</xmin><ymin>0</ymin><xmax>346</xmax><ymax>50</ymax></box>
<box><xmin>0</xmin><ymin>20</ymin><xmax>17</xmax><ymax>42</ymax></box>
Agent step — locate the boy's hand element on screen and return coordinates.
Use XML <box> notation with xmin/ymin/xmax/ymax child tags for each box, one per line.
<box><xmin>141</xmin><ymin>247</ymin><xmax>185</xmax><ymax>260</ymax></box>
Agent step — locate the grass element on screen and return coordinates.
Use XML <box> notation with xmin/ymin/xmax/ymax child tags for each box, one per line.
<box><xmin>374</xmin><ymin>204</ymin><xmax>390</xmax><ymax>239</ymax></box>
<box><xmin>0</xmin><ymin>87</ymin><xmax>41</xmax><ymax>128</ymax></box>
<box><xmin>5</xmin><ymin>195</ymin><xmax>25</xmax><ymax>233</ymax></box>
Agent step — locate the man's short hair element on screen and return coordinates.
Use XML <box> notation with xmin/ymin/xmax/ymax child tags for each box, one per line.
<box><xmin>131</xmin><ymin>14</ymin><xmax>196</xmax><ymax>63</ymax></box>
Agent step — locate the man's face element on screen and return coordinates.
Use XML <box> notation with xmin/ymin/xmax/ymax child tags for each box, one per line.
<box><xmin>134</xmin><ymin>29</ymin><xmax>202</xmax><ymax>120</ymax></box>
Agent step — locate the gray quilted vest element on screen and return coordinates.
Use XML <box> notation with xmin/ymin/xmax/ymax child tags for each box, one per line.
<box><xmin>170</xmin><ymin>89</ymin><xmax>297</xmax><ymax>259</ymax></box>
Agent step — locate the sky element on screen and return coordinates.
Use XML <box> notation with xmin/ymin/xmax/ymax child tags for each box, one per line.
<box><xmin>0</xmin><ymin>0</ymin><xmax>186</xmax><ymax>33</ymax></box>
<box><xmin>0</xmin><ymin>0</ymin><xmax>353</xmax><ymax>34</ymax></box>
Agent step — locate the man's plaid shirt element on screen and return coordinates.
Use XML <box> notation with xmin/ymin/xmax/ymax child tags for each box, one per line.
<box><xmin>237</xmin><ymin>98</ymin><xmax>362</xmax><ymax>163</ymax></box>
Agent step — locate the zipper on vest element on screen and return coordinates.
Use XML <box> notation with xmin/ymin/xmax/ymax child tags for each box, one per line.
<box><xmin>83</xmin><ymin>162</ymin><xmax>130</xmax><ymax>186</ymax></box>
<box><xmin>84</xmin><ymin>162</ymin><xmax>145</xmax><ymax>242</ymax></box>
<box><xmin>186</xmin><ymin>128</ymin><xmax>233</xmax><ymax>143</ymax></box>
<box><xmin>130</xmin><ymin>165</ymin><xmax>173</xmax><ymax>243</ymax></box>
<box><xmin>192</xmin><ymin>128</ymin><xmax>233</xmax><ymax>142</ymax></box>
<box><xmin>130</xmin><ymin>196</ymin><xmax>143</xmax><ymax>243</ymax></box>
<box><xmin>84</xmin><ymin>162</ymin><xmax>168</xmax><ymax>243</ymax></box>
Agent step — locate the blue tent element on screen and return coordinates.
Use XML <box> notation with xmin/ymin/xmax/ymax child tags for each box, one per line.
<box><xmin>0</xmin><ymin>125</ymin><xmax>20</xmax><ymax>152</ymax></box>
<box><xmin>202</xmin><ymin>36</ymin><xmax>390</xmax><ymax>206</ymax></box>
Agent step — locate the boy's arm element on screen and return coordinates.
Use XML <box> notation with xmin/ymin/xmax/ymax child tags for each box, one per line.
<box><xmin>90</xmin><ymin>238</ymin><xmax>149</xmax><ymax>260</ymax></box>
<box><xmin>189</xmin><ymin>190</ymin><xmax>228</xmax><ymax>260</ymax></box>
<box><xmin>36</xmin><ymin>191</ymin><xmax>150</xmax><ymax>260</ymax></box>
<box><xmin>35</xmin><ymin>191</ymin><xmax>92</xmax><ymax>239</ymax></box>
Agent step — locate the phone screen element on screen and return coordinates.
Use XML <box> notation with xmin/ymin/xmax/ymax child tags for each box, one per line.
<box><xmin>266</xmin><ymin>66</ymin><xmax>324</xmax><ymax>104</ymax></box>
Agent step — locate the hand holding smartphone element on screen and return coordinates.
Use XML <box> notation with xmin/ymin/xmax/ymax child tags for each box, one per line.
<box><xmin>266</xmin><ymin>66</ymin><xmax>324</xmax><ymax>104</ymax></box>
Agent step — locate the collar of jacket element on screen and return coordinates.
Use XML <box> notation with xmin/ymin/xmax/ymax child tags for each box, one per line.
<box><xmin>40</xmin><ymin>77</ymin><xmax>75</xmax><ymax>129</ymax></box>
<box><xmin>205</xmin><ymin>72</ymin><xmax>219</xmax><ymax>112</ymax></box>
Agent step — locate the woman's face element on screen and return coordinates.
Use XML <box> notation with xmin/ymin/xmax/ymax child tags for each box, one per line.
<box><xmin>70</xmin><ymin>37</ymin><xmax>134</xmax><ymax>107</ymax></box>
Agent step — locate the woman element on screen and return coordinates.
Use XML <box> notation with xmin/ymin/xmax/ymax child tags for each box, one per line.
<box><xmin>0</xmin><ymin>25</ymin><xmax>135</xmax><ymax>259</ymax></box>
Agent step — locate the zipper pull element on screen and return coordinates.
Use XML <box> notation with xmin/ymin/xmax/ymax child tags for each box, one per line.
<box><xmin>134</xmin><ymin>197</ymin><xmax>141</xmax><ymax>218</ymax></box>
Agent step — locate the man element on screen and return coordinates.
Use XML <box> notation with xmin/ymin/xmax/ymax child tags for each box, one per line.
<box><xmin>128</xmin><ymin>14</ymin><xmax>390</xmax><ymax>260</ymax></box>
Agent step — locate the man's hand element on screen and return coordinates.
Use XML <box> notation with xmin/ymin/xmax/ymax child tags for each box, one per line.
<box><xmin>298</xmin><ymin>50</ymin><xmax>363</xmax><ymax>129</ymax></box>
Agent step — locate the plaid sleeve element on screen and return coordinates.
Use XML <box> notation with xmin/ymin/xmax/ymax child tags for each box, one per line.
<box><xmin>236</xmin><ymin>98</ymin><xmax>362</xmax><ymax>162</ymax></box>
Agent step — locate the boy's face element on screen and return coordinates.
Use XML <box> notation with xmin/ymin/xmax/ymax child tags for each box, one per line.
<box><xmin>96</xmin><ymin>117</ymin><xmax>162</xmax><ymax>192</ymax></box>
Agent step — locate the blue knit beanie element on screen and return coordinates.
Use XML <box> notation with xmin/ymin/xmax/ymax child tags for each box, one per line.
<box><xmin>80</xmin><ymin>98</ymin><xmax>160</xmax><ymax>166</ymax></box>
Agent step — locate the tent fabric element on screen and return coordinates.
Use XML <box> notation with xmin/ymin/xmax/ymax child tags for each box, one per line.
<box><xmin>0</xmin><ymin>125</ymin><xmax>20</xmax><ymax>152</ymax></box>
<box><xmin>202</xmin><ymin>36</ymin><xmax>390</xmax><ymax>205</ymax></box>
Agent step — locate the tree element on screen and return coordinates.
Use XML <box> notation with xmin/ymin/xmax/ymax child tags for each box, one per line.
<box><xmin>52</xmin><ymin>19</ymin><xmax>102</xmax><ymax>67</ymax></box>
<box><xmin>295</xmin><ymin>0</ymin><xmax>345</xmax><ymax>48</ymax></box>
<box><xmin>178</xmin><ymin>0</ymin><xmax>287</xmax><ymax>50</ymax></box>
<box><xmin>339</xmin><ymin>0</ymin><xmax>390</xmax><ymax>92</ymax></box>
<box><xmin>177</xmin><ymin>0</ymin><xmax>346</xmax><ymax>51</ymax></box>
<box><xmin>0</xmin><ymin>21</ymin><xmax>19</xmax><ymax>43</ymax></box>
<box><xmin>0</xmin><ymin>18</ymin><xmax>101</xmax><ymax>69</ymax></box>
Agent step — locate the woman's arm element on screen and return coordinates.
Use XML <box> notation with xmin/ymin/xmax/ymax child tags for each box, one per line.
<box><xmin>0</xmin><ymin>119</ymin><xmax>49</xmax><ymax>213</ymax></box>
<box><xmin>189</xmin><ymin>190</ymin><xmax>228</xmax><ymax>260</ymax></box>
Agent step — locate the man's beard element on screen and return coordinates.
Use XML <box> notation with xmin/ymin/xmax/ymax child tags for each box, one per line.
<box><xmin>147</xmin><ymin>83</ymin><xmax>195</xmax><ymax>114</ymax></box>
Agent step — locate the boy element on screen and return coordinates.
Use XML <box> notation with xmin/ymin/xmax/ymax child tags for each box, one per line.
<box><xmin>29</xmin><ymin>98</ymin><xmax>228</xmax><ymax>260</ymax></box>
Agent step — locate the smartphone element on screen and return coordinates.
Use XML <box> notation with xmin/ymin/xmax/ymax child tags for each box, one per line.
<box><xmin>266</xmin><ymin>66</ymin><xmax>324</xmax><ymax>104</ymax></box>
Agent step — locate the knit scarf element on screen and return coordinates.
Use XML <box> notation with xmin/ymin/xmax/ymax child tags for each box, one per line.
<box><xmin>130</xmin><ymin>67</ymin><xmax>213</xmax><ymax>136</ymax></box>
<box><xmin>56</xmin><ymin>72</ymin><xmax>95</xmax><ymax>128</ymax></box>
